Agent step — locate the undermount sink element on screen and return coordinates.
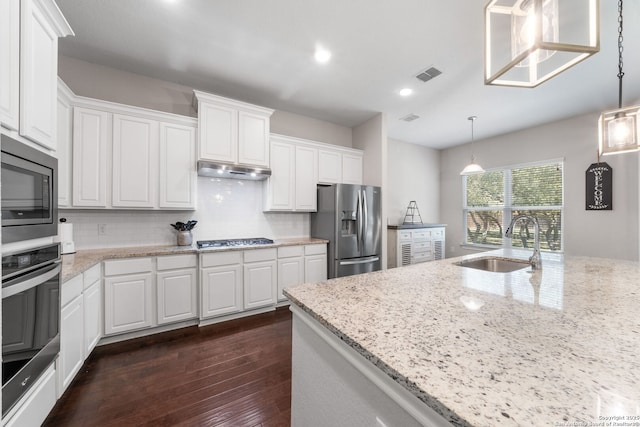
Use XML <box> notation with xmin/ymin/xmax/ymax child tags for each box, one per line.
<box><xmin>454</xmin><ymin>256</ymin><xmax>531</xmax><ymax>273</ymax></box>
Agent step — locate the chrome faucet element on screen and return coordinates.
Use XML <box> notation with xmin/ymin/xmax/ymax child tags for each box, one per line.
<box><xmin>505</xmin><ymin>215</ymin><xmax>542</xmax><ymax>270</ymax></box>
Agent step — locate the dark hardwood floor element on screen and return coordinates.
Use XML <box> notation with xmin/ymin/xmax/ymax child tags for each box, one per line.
<box><xmin>44</xmin><ymin>308</ymin><xmax>293</xmax><ymax>427</ymax></box>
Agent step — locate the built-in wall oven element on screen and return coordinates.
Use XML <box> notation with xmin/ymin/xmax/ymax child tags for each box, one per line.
<box><xmin>1</xmin><ymin>243</ymin><xmax>61</xmax><ymax>416</ymax></box>
<box><xmin>1</xmin><ymin>134</ymin><xmax>58</xmax><ymax>244</ymax></box>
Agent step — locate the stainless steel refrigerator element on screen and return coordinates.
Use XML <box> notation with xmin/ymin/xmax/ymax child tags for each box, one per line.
<box><xmin>311</xmin><ymin>184</ymin><xmax>382</xmax><ymax>278</ymax></box>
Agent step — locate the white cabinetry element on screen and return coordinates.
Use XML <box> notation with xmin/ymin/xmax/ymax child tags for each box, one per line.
<box><xmin>194</xmin><ymin>90</ymin><xmax>274</xmax><ymax>166</ymax></box>
<box><xmin>3</xmin><ymin>363</ymin><xmax>57</xmax><ymax>427</ymax></box>
<box><xmin>264</xmin><ymin>134</ymin><xmax>318</xmax><ymax>212</ymax></box>
<box><xmin>342</xmin><ymin>152</ymin><xmax>364</xmax><ymax>185</ymax></box>
<box><xmin>243</xmin><ymin>249</ymin><xmax>277</xmax><ymax>310</ymax></box>
<box><xmin>318</xmin><ymin>147</ymin><xmax>363</xmax><ymax>185</ymax></box>
<box><xmin>200</xmin><ymin>251</ymin><xmax>243</xmax><ymax>318</ymax></box>
<box><xmin>72</xmin><ymin>107</ymin><xmax>110</xmax><ymax>207</ymax></box>
<box><xmin>104</xmin><ymin>258</ymin><xmax>154</xmax><ymax>335</ymax></box>
<box><xmin>0</xmin><ymin>0</ymin><xmax>20</xmax><ymax>131</ymax></box>
<box><xmin>58</xmin><ymin>264</ymin><xmax>101</xmax><ymax>397</ymax></box>
<box><xmin>112</xmin><ymin>114</ymin><xmax>159</xmax><ymax>208</ymax></box>
<box><xmin>156</xmin><ymin>254</ymin><xmax>198</xmax><ymax>325</ymax></box>
<box><xmin>277</xmin><ymin>246</ymin><xmax>304</xmax><ymax>302</ymax></box>
<box><xmin>304</xmin><ymin>244</ymin><xmax>328</xmax><ymax>284</ymax></box>
<box><xmin>69</xmin><ymin>97</ymin><xmax>197</xmax><ymax>210</ymax></box>
<box><xmin>388</xmin><ymin>226</ymin><xmax>446</xmax><ymax>268</ymax></box>
<box><xmin>19</xmin><ymin>0</ymin><xmax>73</xmax><ymax>149</ymax></box>
<box><xmin>57</xmin><ymin>79</ymin><xmax>74</xmax><ymax>207</ymax></box>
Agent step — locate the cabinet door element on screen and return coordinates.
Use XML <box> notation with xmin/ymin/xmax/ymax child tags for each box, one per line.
<box><xmin>112</xmin><ymin>114</ymin><xmax>159</xmax><ymax>208</ymax></box>
<box><xmin>157</xmin><ymin>268</ymin><xmax>197</xmax><ymax>325</ymax></box>
<box><xmin>264</xmin><ymin>140</ymin><xmax>294</xmax><ymax>211</ymax></box>
<box><xmin>159</xmin><ymin>122</ymin><xmax>196</xmax><ymax>209</ymax></box>
<box><xmin>198</xmin><ymin>102</ymin><xmax>237</xmax><ymax>163</ymax></box>
<box><xmin>83</xmin><ymin>280</ymin><xmax>102</xmax><ymax>357</ymax></box>
<box><xmin>57</xmin><ymin>87</ymin><xmax>73</xmax><ymax>207</ymax></box>
<box><xmin>295</xmin><ymin>145</ymin><xmax>318</xmax><ymax>211</ymax></box>
<box><xmin>104</xmin><ymin>273</ymin><xmax>153</xmax><ymax>335</ymax></box>
<box><xmin>305</xmin><ymin>255</ymin><xmax>328</xmax><ymax>284</ymax></box>
<box><xmin>59</xmin><ymin>294</ymin><xmax>84</xmax><ymax>393</ymax></box>
<box><xmin>72</xmin><ymin>107</ymin><xmax>109</xmax><ymax>207</ymax></box>
<box><xmin>318</xmin><ymin>150</ymin><xmax>342</xmax><ymax>184</ymax></box>
<box><xmin>244</xmin><ymin>260</ymin><xmax>277</xmax><ymax>310</ymax></box>
<box><xmin>277</xmin><ymin>257</ymin><xmax>304</xmax><ymax>301</ymax></box>
<box><xmin>238</xmin><ymin>110</ymin><xmax>269</xmax><ymax>167</ymax></box>
<box><xmin>342</xmin><ymin>152</ymin><xmax>363</xmax><ymax>185</ymax></box>
<box><xmin>19</xmin><ymin>0</ymin><xmax>59</xmax><ymax>149</ymax></box>
<box><xmin>201</xmin><ymin>265</ymin><xmax>243</xmax><ymax>318</ymax></box>
<box><xmin>0</xmin><ymin>0</ymin><xmax>19</xmax><ymax>131</ymax></box>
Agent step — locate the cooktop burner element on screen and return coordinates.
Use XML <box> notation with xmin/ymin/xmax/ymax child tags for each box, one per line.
<box><xmin>196</xmin><ymin>238</ymin><xmax>275</xmax><ymax>249</ymax></box>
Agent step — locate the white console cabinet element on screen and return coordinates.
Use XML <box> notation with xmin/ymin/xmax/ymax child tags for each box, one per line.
<box><xmin>388</xmin><ymin>226</ymin><xmax>446</xmax><ymax>268</ymax></box>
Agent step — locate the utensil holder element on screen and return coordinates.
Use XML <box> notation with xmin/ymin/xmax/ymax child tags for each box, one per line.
<box><xmin>177</xmin><ymin>230</ymin><xmax>193</xmax><ymax>246</ymax></box>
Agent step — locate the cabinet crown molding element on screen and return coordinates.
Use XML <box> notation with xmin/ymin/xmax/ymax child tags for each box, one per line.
<box><xmin>33</xmin><ymin>0</ymin><xmax>74</xmax><ymax>37</ymax></box>
<box><xmin>270</xmin><ymin>133</ymin><xmax>363</xmax><ymax>155</ymax></box>
<box><xmin>193</xmin><ymin>90</ymin><xmax>274</xmax><ymax>117</ymax></box>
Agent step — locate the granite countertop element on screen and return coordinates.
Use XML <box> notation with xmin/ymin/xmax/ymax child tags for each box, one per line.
<box><xmin>387</xmin><ymin>223</ymin><xmax>447</xmax><ymax>229</ymax></box>
<box><xmin>61</xmin><ymin>237</ymin><xmax>328</xmax><ymax>283</ymax></box>
<box><xmin>284</xmin><ymin>249</ymin><xmax>640</xmax><ymax>427</ymax></box>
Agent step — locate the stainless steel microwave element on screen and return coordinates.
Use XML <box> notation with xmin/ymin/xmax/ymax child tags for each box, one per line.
<box><xmin>1</xmin><ymin>134</ymin><xmax>58</xmax><ymax>243</ymax></box>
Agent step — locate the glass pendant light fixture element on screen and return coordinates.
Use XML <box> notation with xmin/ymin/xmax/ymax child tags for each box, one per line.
<box><xmin>599</xmin><ymin>0</ymin><xmax>640</xmax><ymax>156</ymax></box>
<box><xmin>485</xmin><ymin>0</ymin><xmax>600</xmax><ymax>87</ymax></box>
<box><xmin>460</xmin><ymin>116</ymin><xmax>485</xmax><ymax>175</ymax></box>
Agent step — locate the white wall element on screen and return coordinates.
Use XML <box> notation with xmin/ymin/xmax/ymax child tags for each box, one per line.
<box><xmin>271</xmin><ymin>110</ymin><xmax>352</xmax><ymax>147</ymax></box>
<box><xmin>387</xmin><ymin>139</ymin><xmax>440</xmax><ymax>225</ymax></box>
<box><xmin>353</xmin><ymin>113</ymin><xmax>388</xmax><ymax>268</ymax></box>
<box><xmin>440</xmin><ymin>112</ymin><xmax>639</xmax><ymax>261</ymax></box>
<box><xmin>60</xmin><ymin>177</ymin><xmax>308</xmax><ymax>249</ymax></box>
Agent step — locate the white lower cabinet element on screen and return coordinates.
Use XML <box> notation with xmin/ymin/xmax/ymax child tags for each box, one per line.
<box><xmin>277</xmin><ymin>246</ymin><xmax>304</xmax><ymax>302</ymax></box>
<box><xmin>104</xmin><ymin>258</ymin><xmax>154</xmax><ymax>335</ymax></box>
<box><xmin>83</xmin><ymin>266</ymin><xmax>102</xmax><ymax>356</ymax></box>
<box><xmin>243</xmin><ymin>249</ymin><xmax>277</xmax><ymax>310</ymax></box>
<box><xmin>200</xmin><ymin>252</ymin><xmax>244</xmax><ymax>318</ymax></box>
<box><xmin>304</xmin><ymin>244</ymin><xmax>328</xmax><ymax>284</ymax></box>
<box><xmin>156</xmin><ymin>254</ymin><xmax>198</xmax><ymax>325</ymax></box>
<box><xmin>59</xmin><ymin>275</ymin><xmax>84</xmax><ymax>393</ymax></box>
<box><xmin>4</xmin><ymin>363</ymin><xmax>57</xmax><ymax>427</ymax></box>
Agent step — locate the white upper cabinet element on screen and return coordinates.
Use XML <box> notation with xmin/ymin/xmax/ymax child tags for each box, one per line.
<box><xmin>342</xmin><ymin>152</ymin><xmax>363</xmax><ymax>185</ymax></box>
<box><xmin>318</xmin><ymin>149</ymin><xmax>342</xmax><ymax>184</ymax></box>
<box><xmin>72</xmin><ymin>107</ymin><xmax>110</xmax><ymax>207</ymax></box>
<box><xmin>0</xmin><ymin>0</ymin><xmax>20</xmax><ymax>131</ymax></box>
<box><xmin>264</xmin><ymin>139</ymin><xmax>295</xmax><ymax>210</ymax></box>
<box><xmin>159</xmin><ymin>122</ymin><xmax>197</xmax><ymax>209</ymax></box>
<box><xmin>112</xmin><ymin>114</ymin><xmax>159</xmax><ymax>208</ymax></box>
<box><xmin>19</xmin><ymin>0</ymin><xmax>73</xmax><ymax>149</ymax></box>
<box><xmin>57</xmin><ymin>79</ymin><xmax>74</xmax><ymax>207</ymax></box>
<box><xmin>194</xmin><ymin>90</ymin><xmax>274</xmax><ymax>167</ymax></box>
<box><xmin>294</xmin><ymin>144</ymin><xmax>318</xmax><ymax>211</ymax></box>
<box><xmin>67</xmin><ymin>96</ymin><xmax>197</xmax><ymax>210</ymax></box>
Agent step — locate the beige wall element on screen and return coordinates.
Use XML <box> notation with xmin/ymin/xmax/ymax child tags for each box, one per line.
<box><xmin>440</xmin><ymin>112</ymin><xmax>639</xmax><ymax>261</ymax></box>
<box><xmin>58</xmin><ymin>56</ymin><xmax>352</xmax><ymax>146</ymax></box>
<box><xmin>386</xmin><ymin>139</ymin><xmax>440</xmax><ymax>226</ymax></box>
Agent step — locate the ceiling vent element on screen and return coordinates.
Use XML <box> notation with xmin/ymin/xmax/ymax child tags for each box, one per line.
<box><xmin>400</xmin><ymin>113</ymin><xmax>420</xmax><ymax>122</ymax></box>
<box><xmin>416</xmin><ymin>67</ymin><xmax>442</xmax><ymax>83</ymax></box>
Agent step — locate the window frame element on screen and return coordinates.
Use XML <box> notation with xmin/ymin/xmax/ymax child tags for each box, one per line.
<box><xmin>462</xmin><ymin>158</ymin><xmax>565</xmax><ymax>252</ymax></box>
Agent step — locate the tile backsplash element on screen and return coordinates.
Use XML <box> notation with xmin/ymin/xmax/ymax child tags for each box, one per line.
<box><xmin>60</xmin><ymin>177</ymin><xmax>310</xmax><ymax>249</ymax></box>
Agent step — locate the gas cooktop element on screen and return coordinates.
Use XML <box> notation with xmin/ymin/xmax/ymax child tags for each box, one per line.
<box><xmin>196</xmin><ymin>238</ymin><xmax>275</xmax><ymax>249</ymax></box>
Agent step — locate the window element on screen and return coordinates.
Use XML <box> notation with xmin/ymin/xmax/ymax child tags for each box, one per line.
<box><xmin>463</xmin><ymin>160</ymin><xmax>563</xmax><ymax>252</ymax></box>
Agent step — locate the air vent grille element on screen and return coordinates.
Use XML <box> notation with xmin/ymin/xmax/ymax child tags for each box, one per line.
<box><xmin>416</xmin><ymin>67</ymin><xmax>442</xmax><ymax>83</ymax></box>
<box><xmin>400</xmin><ymin>113</ymin><xmax>420</xmax><ymax>122</ymax></box>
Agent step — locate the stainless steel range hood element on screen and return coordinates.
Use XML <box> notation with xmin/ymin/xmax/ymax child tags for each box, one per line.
<box><xmin>197</xmin><ymin>160</ymin><xmax>271</xmax><ymax>181</ymax></box>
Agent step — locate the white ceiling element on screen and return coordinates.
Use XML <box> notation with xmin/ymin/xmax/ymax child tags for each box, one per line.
<box><xmin>56</xmin><ymin>0</ymin><xmax>640</xmax><ymax>149</ymax></box>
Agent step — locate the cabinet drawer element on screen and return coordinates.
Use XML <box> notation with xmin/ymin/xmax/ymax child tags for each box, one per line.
<box><xmin>304</xmin><ymin>244</ymin><xmax>327</xmax><ymax>256</ymax></box>
<box><xmin>104</xmin><ymin>257</ymin><xmax>153</xmax><ymax>276</ymax></box>
<box><xmin>201</xmin><ymin>251</ymin><xmax>242</xmax><ymax>268</ymax></box>
<box><xmin>412</xmin><ymin>252</ymin><xmax>433</xmax><ymax>263</ymax></box>
<box><xmin>83</xmin><ymin>264</ymin><xmax>101</xmax><ymax>289</ymax></box>
<box><xmin>157</xmin><ymin>254</ymin><xmax>197</xmax><ymax>271</ymax></box>
<box><xmin>412</xmin><ymin>230</ymin><xmax>431</xmax><ymax>241</ymax></box>
<box><xmin>398</xmin><ymin>231</ymin><xmax>412</xmax><ymax>241</ymax></box>
<box><xmin>244</xmin><ymin>248</ymin><xmax>277</xmax><ymax>263</ymax></box>
<box><xmin>412</xmin><ymin>241</ymin><xmax>430</xmax><ymax>251</ymax></box>
<box><xmin>278</xmin><ymin>245</ymin><xmax>304</xmax><ymax>258</ymax></box>
<box><xmin>431</xmin><ymin>228</ymin><xmax>445</xmax><ymax>239</ymax></box>
<box><xmin>61</xmin><ymin>275</ymin><xmax>83</xmax><ymax>307</ymax></box>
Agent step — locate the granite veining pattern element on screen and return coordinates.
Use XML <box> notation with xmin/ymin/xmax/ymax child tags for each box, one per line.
<box><xmin>284</xmin><ymin>249</ymin><xmax>640</xmax><ymax>427</ymax></box>
<box><xmin>61</xmin><ymin>237</ymin><xmax>327</xmax><ymax>283</ymax></box>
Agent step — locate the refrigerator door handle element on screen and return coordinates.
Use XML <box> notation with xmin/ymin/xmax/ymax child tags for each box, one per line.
<box><xmin>362</xmin><ymin>189</ymin><xmax>368</xmax><ymax>247</ymax></box>
<box><xmin>356</xmin><ymin>190</ymin><xmax>362</xmax><ymax>253</ymax></box>
<box><xmin>339</xmin><ymin>256</ymin><xmax>380</xmax><ymax>266</ymax></box>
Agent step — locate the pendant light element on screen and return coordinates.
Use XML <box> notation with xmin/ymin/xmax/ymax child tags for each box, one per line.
<box><xmin>460</xmin><ymin>116</ymin><xmax>485</xmax><ymax>175</ymax></box>
<box><xmin>484</xmin><ymin>0</ymin><xmax>600</xmax><ymax>87</ymax></box>
<box><xmin>598</xmin><ymin>0</ymin><xmax>640</xmax><ymax>156</ymax></box>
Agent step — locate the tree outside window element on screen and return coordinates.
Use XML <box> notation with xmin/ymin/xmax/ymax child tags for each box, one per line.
<box><xmin>463</xmin><ymin>161</ymin><xmax>563</xmax><ymax>252</ymax></box>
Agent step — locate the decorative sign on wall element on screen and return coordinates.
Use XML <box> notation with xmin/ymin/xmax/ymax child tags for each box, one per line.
<box><xmin>585</xmin><ymin>162</ymin><xmax>612</xmax><ymax>210</ymax></box>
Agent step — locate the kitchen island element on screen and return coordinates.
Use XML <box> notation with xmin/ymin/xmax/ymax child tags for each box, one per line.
<box><xmin>284</xmin><ymin>250</ymin><xmax>640</xmax><ymax>427</ymax></box>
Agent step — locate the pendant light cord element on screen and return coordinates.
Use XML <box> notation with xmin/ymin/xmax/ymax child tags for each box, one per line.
<box><xmin>617</xmin><ymin>0</ymin><xmax>624</xmax><ymax>109</ymax></box>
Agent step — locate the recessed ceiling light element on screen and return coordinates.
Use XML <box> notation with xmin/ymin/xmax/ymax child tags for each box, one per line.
<box><xmin>314</xmin><ymin>47</ymin><xmax>331</xmax><ymax>64</ymax></box>
<box><xmin>399</xmin><ymin>88</ymin><xmax>413</xmax><ymax>97</ymax></box>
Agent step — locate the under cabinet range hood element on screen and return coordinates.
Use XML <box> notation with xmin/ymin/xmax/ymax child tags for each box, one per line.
<box><xmin>197</xmin><ymin>160</ymin><xmax>271</xmax><ymax>181</ymax></box>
